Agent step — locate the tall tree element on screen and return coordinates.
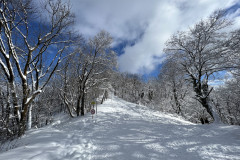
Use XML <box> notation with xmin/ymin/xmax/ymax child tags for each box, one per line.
<box><xmin>59</xmin><ymin>31</ymin><xmax>117</xmax><ymax>117</ymax></box>
<box><xmin>158</xmin><ymin>59</ymin><xmax>188</xmax><ymax>115</ymax></box>
<box><xmin>0</xmin><ymin>0</ymin><xmax>74</xmax><ymax>135</ymax></box>
<box><xmin>165</xmin><ymin>10</ymin><xmax>233</xmax><ymax>122</ymax></box>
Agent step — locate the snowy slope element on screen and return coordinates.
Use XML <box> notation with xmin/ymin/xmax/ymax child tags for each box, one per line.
<box><xmin>0</xmin><ymin>96</ymin><xmax>240</xmax><ymax>160</ymax></box>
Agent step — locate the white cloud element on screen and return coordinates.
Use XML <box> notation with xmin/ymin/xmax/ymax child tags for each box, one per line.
<box><xmin>70</xmin><ymin>0</ymin><xmax>239</xmax><ymax>74</ymax></box>
<box><xmin>71</xmin><ymin>0</ymin><xmax>158</xmax><ymax>42</ymax></box>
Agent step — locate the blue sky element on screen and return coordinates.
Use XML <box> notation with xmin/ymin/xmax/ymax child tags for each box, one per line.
<box><xmin>69</xmin><ymin>0</ymin><xmax>240</xmax><ymax>77</ymax></box>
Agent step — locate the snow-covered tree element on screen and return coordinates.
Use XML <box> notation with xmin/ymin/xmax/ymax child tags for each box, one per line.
<box><xmin>59</xmin><ymin>31</ymin><xmax>117</xmax><ymax>117</ymax></box>
<box><xmin>158</xmin><ymin>59</ymin><xmax>189</xmax><ymax>116</ymax></box>
<box><xmin>213</xmin><ymin>72</ymin><xmax>240</xmax><ymax>125</ymax></box>
<box><xmin>0</xmin><ymin>0</ymin><xmax>74</xmax><ymax>136</ymax></box>
<box><xmin>165</xmin><ymin>10</ymin><xmax>234</xmax><ymax>122</ymax></box>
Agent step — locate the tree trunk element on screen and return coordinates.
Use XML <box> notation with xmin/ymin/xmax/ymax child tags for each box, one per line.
<box><xmin>76</xmin><ymin>94</ymin><xmax>81</xmax><ymax>116</ymax></box>
<box><xmin>0</xmin><ymin>91</ymin><xmax>4</xmax><ymax>116</ymax></box>
<box><xmin>20</xmin><ymin>81</ymin><xmax>30</xmax><ymax>131</ymax></box>
<box><xmin>9</xmin><ymin>82</ymin><xmax>20</xmax><ymax>123</ymax></box>
<box><xmin>200</xmin><ymin>97</ymin><xmax>213</xmax><ymax>118</ymax></box>
<box><xmin>80</xmin><ymin>92</ymin><xmax>85</xmax><ymax>116</ymax></box>
<box><xmin>172</xmin><ymin>87</ymin><xmax>181</xmax><ymax>115</ymax></box>
<box><xmin>27</xmin><ymin>104</ymin><xmax>33</xmax><ymax>130</ymax></box>
<box><xmin>192</xmin><ymin>79</ymin><xmax>216</xmax><ymax>122</ymax></box>
<box><xmin>197</xmin><ymin>94</ymin><xmax>221</xmax><ymax>124</ymax></box>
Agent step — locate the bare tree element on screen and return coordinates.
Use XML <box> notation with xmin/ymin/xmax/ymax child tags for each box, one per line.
<box><xmin>77</xmin><ymin>31</ymin><xmax>114</xmax><ymax>116</ymax></box>
<box><xmin>59</xmin><ymin>31</ymin><xmax>117</xmax><ymax>117</ymax></box>
<box><xmin>0</xmin><ymin>0</ymin><xmax>74</xmax><ymax>135</ymax></box>
<box><xmin>213</xmin><ymin>70</ymin><xmax>240</xmax><ymax>125</ymax></box>
<box><xmin>165</xmin><ymin>10</ymin><xmax>233</xmax><ymax>122</ymax></box>
<box><xmin>227</xmin><ymin>29</ymin><xmax>240</xmax><ymax>69</ymax></box>
<box><xmin>158</xmin><ymin>59</ymin><xmax>189</xmax><ymax>115</ymax></box>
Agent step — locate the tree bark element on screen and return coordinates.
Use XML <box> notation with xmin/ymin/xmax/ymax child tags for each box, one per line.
<box><xmin>76</xmin><ymin>94</ymin><xmax>81</xmax><ymax>116</ymax></box>
<box><xmin>80</xmin><ymin>92</ymin><xmax>85</xmax><ymax>116</ymax></box>
<box><xmin>9</xmin><ymin>82</ymin><xmax>20</xmax><ymax>124</ymax></box>
<box><xmin>27</xmin><ymin>104</ymin><xmax>33</xmax><ymax>130</ymax></box>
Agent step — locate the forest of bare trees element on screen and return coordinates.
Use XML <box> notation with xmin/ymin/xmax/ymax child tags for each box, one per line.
<box><xmin>0</xmin><ymin>0</ymin><xmax>116</xmax><ymax>142</ymax></box>
<box><xmin>112</xmin><ymin>11</ymin><xmax>240</xmax><ymax>125</ymax></box>
<box><xmin>0</xmin><ymin>0</ymin><xmax>239</xmax><ymax>145</ymax></box>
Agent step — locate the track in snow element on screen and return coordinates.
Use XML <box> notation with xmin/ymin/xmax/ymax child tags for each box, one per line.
<box><xmin>0</xmin><ymin>96</ymin><xmax>240</xmax><ymax>160</ymax></box>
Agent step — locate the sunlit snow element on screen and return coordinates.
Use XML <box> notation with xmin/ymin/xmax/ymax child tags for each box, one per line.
<box><xmin>0</xmin><ymin>96</ymin><xmax>239</xmax><ymax>160</ymax></box>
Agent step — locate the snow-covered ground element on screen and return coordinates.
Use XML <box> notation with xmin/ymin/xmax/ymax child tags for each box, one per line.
<box><xmin>0</xmin><ymin>96</ymin><xmax>240</xmax><ymax>160</ymax></box>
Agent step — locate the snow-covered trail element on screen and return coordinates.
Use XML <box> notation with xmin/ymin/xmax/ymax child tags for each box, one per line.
<box><xmin>0</xmin><ymin>97</ymin><xmax>240</xmax><ymax>160</ymax></box>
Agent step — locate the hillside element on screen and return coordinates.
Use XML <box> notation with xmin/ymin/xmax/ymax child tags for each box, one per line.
<box><xmin>0</xmin><ymin>96</ymin><xmax>240</xmax><ymax>160</ymax></box>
